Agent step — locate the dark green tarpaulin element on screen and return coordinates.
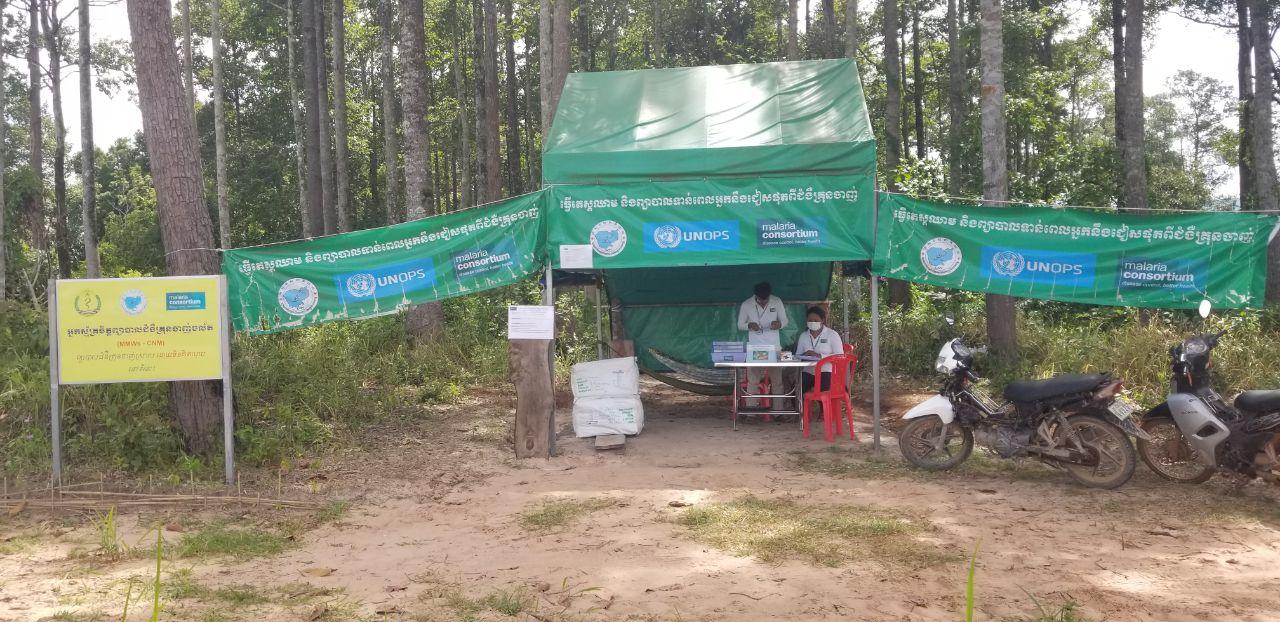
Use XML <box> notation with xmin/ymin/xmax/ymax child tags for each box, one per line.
<box><xmin>542</xmin><ymin>59</ymin><xmax>876</xmax><ymax>184</ymax></box>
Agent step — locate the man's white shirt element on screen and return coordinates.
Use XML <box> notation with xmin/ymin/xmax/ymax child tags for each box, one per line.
<box><xmin>737</xmin><ymin>295</ymin><xmax>787</xmax><ymax>349</ymax></box>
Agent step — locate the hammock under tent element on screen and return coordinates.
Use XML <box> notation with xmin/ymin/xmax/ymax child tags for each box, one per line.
<box><xmin>542</xmin><ymin>57</ymin><xmax>881</xmax><ymax>437</ymax></box>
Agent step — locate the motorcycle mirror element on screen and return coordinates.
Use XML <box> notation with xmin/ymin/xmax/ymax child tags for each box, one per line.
<box><xmin>1197</xmin><ymin>299</ymin><xmax>1212</xmax><ymax>319</ymax></box>
<box><xmin>945</xmin><ymin>316</ymin><xmax>956</xmax><ymax>326</ymax></box>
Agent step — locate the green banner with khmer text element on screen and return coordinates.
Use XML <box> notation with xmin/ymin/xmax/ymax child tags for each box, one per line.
<box><xmin>872</xmin><ymin>193</ymin><xmax>1280</xmax><ymax>309</ymax></box>
<box><xmin>224</xmin><ymin>191</ymin><xmax>546</xmax><ymax>334</ymax></box>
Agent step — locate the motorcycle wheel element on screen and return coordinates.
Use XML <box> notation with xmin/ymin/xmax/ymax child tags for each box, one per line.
<box><xmin>1136</xmin><ymin>417</ymin><xmax>1215</xmax><ymax>484</ymax></box>
<box><xmin>898</xmin><ymin>415</ymin><xmax>973</xmax><ymax>471</ymax></box>
<box><xmin>1058</xmin><ymin>414</ymin><xmax>1137</xmax><ymax>489</ymax></box>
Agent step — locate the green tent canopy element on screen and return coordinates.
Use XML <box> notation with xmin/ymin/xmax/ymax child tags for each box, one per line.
<box><xmin>543</xmin><ymin>59</ymin><xmax>876</xmax><ymax>375</ymax></box>
<box><xmin>543</xmin><ymin>59</ymin><xmax>876</xmax><ymax>184</ymax></box>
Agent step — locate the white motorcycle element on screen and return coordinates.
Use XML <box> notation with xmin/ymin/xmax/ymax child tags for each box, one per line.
<box><xmin>898</xmin><ymin>327</ymin><xmax>1144</xmax><ymax>489</ymax></box>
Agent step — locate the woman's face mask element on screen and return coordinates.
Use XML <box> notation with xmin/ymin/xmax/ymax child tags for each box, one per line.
<box><xmin>807</xmin><ymin>321</ymin><xmax>822</xmax><ymax>332</ymax></box>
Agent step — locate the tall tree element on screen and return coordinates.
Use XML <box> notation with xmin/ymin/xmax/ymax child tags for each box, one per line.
<box><xmin>379</xmin><ymin>0</ymin><xmax>400</xmax><ymax>224</ymax></box>
<box><xmin>1251</xmin><ymin>0</ymin><xmax>1280</xmax><ymax>300</ymax></box>
<box><xmin>287</xmin><ymin>0</ymin><xmax>307</xmax><ymax>233</ymax></box>
<box><xmin>883</xmin><ymin>0</ymin><xmax>910</xmax><ymax>306</ymax></box>
<box><xmin>332</xmin><ymin>0</ymin><xmax>351</xmax><ymax>231</ymax></box>
<box><xmin>300</xmin><ymin>0</ymin><xmax>324</xmax><ymax>237</ymax></box>
<box><xmin>1119</xmin><ymin>0</ymin><xmax>1149</xmax><ymax>211</ymax></box>
<box><xmin>844</xmin><ymin>0</ymin><xmax>857</xmax><ymax>58</ymax></box>
<box><xmin>0</xmin><ymin>0</ymin><xmax>7</xmax><ymax>298</ymax></box>
<box><xmin>315</xmin><ymin>0</ymin><xmax>337</xmax><ymax>233</ymax></box>
<box><xmin>1237</xmin><ymin>0</ymin><xmax>1255</xmax><ymax>210</ymax></box>
<box><xmin>787</xmin><ymin>0</ymin><xmax>799</xmax><ymax>60</ymax></box>
<box><xmin>502</xmin><ymin>0</ymin><xmax>522</xmax><ymax>194</ymax></box>
<box><xmin>454</xmin><ymin>14</ymin><xmax>472</xmax><ymax>209</ymax></box>
<box><xmin>980</xmin><ymin>0</ymin><xmax>1015</xmax><ymax>355</ymax></box>
<box><xmin>210</xmin><ymin>0</ymin><xmax>232</xmax><ymax>247</ymax></box>
<box><xmin>400</xmin><ymin>0</ymin><xmax>445</xmax><ymax>335</ymax></box>
<box><xmin>539</xmin><ymin>0</ymin><xmax>569</xmax><ymax>137</ymax></box>
<box><xmin>125</xmin><ymin>0</ymin><xmax>224</xmax><ymax>452</ymax></box>
<box><xmin>78</xmin><ymin>0</ymin><xmax>99</xmax><ymax>276</ymax></box>
<box><xmin>478</xmin><ymin>0</ymin><xmax>501</xmax><ymax>203</ymax></box>
<box><xmin>182</xmin><ymin>0</ymin><xmax>193</xmax><ymax>117</ymax></box>
<box><xmin>25</xmin><ymin>0</ymin><xmax>45</xmax><ymax>256</ymax></box>
<box><xmin>946</xmin><ymin>0</ymin><xmax>964</xmax><ymax>193</ymax></box>
<box><xmin>911</xmin><ymin>1</ymin><xmax>923</xmax><ymax>159</ymax></box>
<box><xmin>41</xmin><ymin>0</ymin><xmax>72</xmax><ymax>279</ymax></box>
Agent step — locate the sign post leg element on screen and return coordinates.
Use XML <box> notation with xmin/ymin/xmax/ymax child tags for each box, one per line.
<box><xmin>219</xmin><ymin>276</ymin><xmax>235</xmax><ymax>485</ymax></box>
<box><xmin>47</xmin><ymin>280</ymin><xmax>62</xmax><ymax>486</ymax></box>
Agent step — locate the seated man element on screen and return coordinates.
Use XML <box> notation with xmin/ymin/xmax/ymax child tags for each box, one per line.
<box><xmin>796</xmin><ymin>306</ymin><xmax>844</xmax><ymax>395</ymax></box>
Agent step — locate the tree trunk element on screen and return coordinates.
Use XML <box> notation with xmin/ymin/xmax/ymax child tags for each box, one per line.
<box><xmin>400</xmin><ymin>0</ymin><xmax>445</xmax><ymax>336</ymax></box>
<box><xmin>1110</xmin><ymin>0</ymin><xmax>1125</xmax><ymax>204</ymax></box>
<box><xmin>25</xmin><ymin>0</ymin><xmax>45</xmax><ymax>257</ymax></box>
<box><xmin>980</xmin><ymin>0</ymin><xmax>1015</xmax><ymax>357</ymax></box>
<box><xmin>576</xmin><ymin>0</ymin><xmax>589</xmax><ymax>70</ymax></box>
<box><xmin>379</xmin><ymin>0</ymin><xmax>400</xmax><ymax>224</ymax></box>
<box><xmin>454</xmin><ymin>7</ymin><xmax>473</xmax><ymax>208</ymax></box>
<box><xmin>539</xmin><ymin>0</ymin><xmax>569</xmax><ymax>139</ymax></box>
<box><xmin>911</xmin><ymin>2</ymin><xmax>923</xmax><ymax>160</ymax></box>
<box><xmin>1238</xmin><ymin>0</ymin><xmax>1255</xmax><ymax>211</ymax></box>
<box><xmin>78</xmin><ymin>0</ymin><xmax>99</xmax><ymax>277</ymax></box>
<box><xmin>287</xmin><ymin>0</ymin><xmax>308</xmax><ymax>235</ymax></box>
<box><xmin>551</xmin><ymin>0</ymin><xmax>569</xmax><ymax>119</ymax></box>
<box><xmin>539</xmin><ymin>0</ymin><xmax>552</xmax><ymax>132</ymax></box>
<box><xmin>786</xmin><ymin>0</ymin><xmax>799</xmax><ymax>60</ymax></box>
<box><xmin>651</xmin><ymin>0</ymin><xmax>663</xmax><ymax>64</ymax></box>
<box><xmin>315</xmin><ymin>0</ymin><xmax>337</xmax><ymax>234</ymax></box>
<box><xmin>300</xmin><ymin>0</ymin><xmax>324</xmax><ymax>237</ymax></box>
<box><xmin>844</xmin><ymin>0</ymin><xmax>856</xmax><ymax>58</ymax></box>
<box><xmin>946</xmin><ymin>0</ymin><xmax>963</xmax><ymax>194</ymax></box>
<box><xmin>0</xmin><ymin>0</ymin><xmax>7</xmax><ymax>299</ymax></box>
<box><xmin>41</xmin><ymin>0</ymin><xmax>72</xmax><ymax>279</ymax></box>
<box><xmin>211</xmin><ymin>0</ymin><xmax>232</xmax><ymax>248</ymax></box>
<box><xmin>125</xmin><ymin>0</ymin><xmax>224</xmax><ymax>454</ymax></box>
<box><xmin>478</xmin><ymin>0</ymin><xmax>501</xmax><ymax>203</ymax></box>
<box><xmin>332</xmin><ymin>0</ymin><xmax>351</xmax><ymax>232</ymax></box>
<box><xmin>503</xmin><ymin>0</ymin><xmax>522</xmax><ymax>194</ymax></box>
<box><xmin>1120</xmin><ymin>0</ymin><xmax>1148</xmax><ymax>212</ymax></box>
<box><xmin>1250</xmin><ymin>0</ymin><xmax>1280</xmax><ymax>301</ymax></box>
<box><xmin>883</xmin><ymin>0</ymin><xmax>910</xmax><ymax>307</ymax></box>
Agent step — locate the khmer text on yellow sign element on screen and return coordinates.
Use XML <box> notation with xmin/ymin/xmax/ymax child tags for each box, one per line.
<box><xmin>55</xmin><ymin>276</ymin><xmax>227</xmax><ymax>384</ymax></box>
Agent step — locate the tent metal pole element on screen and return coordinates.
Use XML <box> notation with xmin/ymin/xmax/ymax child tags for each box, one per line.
<box><xmin>842</xmin><ymin>277</ymin><xmax>850</xmax><ymax>341</ymax></box>
<box><xmin>871</xmin><ymin>185</ymin><xmax>882</xmax><ymax>451</ymax></box>
<box><xmin>543</xmin><ymin>264</ymin><xmax>553</xmax><ymax>305</ymax></box>
<box><xmin>595</xmin><ymin>278</ymin><xmax>604</xmax><ymax>360</ymax></box>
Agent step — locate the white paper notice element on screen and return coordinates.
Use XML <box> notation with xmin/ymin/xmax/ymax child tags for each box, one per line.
<box><xmin>559</xmin><ymin>244</ymin><xmax>594</xmax><ymax>269</ymax></box>
<box><xmin>507</xmin><ymin>305</ymin><xmax>555</xmax><ymax>340</ymax></box>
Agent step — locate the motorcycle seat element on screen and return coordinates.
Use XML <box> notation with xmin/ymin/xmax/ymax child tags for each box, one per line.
<box><xmin>1003</xmin><ymin>374</ymin><xmax>1107</xmax><ymax>403</ymax></box>
<box><xmin>1234</xmin><ymin>390</ymin><xmax>1280</xmax><ymax>413</ymax></box>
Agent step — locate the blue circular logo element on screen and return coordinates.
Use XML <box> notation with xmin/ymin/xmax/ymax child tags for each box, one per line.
<box><xmin>653</xmin><ymin>224</ymin><xmax>682</xmax><ymax>249</ymax></box>
<box><xmin>590</xmin><ymin>220</ymin><xmax>627</xmax><ymax>257</ymax></box>
<box><xmin>345</xmin><ymin>273</ymin><xmax>376</xmax><ymax>298</ymax></box>
<box><xmin>278</xmin><ymin>278</ymin><xmax>319</xmax><ymax>316</ymax></box>
<box><xmin>991</xmin><ymin>251</ymin><xmax>1025</xmax><ymax>277</ymax></box>
<box><xmin>920</xmin><ymin>237</ymin><xmax>962</xmax><ymax>276</ymax></box>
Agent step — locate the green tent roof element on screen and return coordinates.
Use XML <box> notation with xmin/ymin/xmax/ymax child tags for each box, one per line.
<box><xmin>542</xmin><ymin>59</ymin><xmax>876</xmax><ymax>184</ymax></box>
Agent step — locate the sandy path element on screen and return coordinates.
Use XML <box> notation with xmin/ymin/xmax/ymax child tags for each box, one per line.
<box><xmin>4</xmin><ymin>380</ymin><xmax>1280</xmax><ymax>621</ymax></box>
<box><xmin>218</xmin><ymin>382</ymin><xmax>1280</xmax><ymax>621</ymax></box>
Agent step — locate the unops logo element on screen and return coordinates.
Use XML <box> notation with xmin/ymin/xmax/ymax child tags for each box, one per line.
<box><xmin>590</xmin><ymin>220</ymin><xmax>627</xmax><ymax>257</ymax></box>
<box><xmin>652</xmin><ymin>224</ymin><xmax>683</xmax><ymax>249</ymax></box>
<box><xmin>278</xmin><ymin>278</ymin><xmax>319</xmax><ymax>316</ymax></box>
<box><xmin>991</xmin><ymin>250</ymin><xmax>1026</xmax><ymax>277</ymax></box>
<box><xmin>345</xmin><ymin>273</ymin><xmax>377</xmax><ymax>298</ymax></box>
<box><xmin>920</xmin><ymin>237</ymin><xmax>962</xmax><ymax>276</ymax></box>
<box><xmin>120</xmin><ymin>289</ymin><xmax>147</xmax><ymax>315</ymax></box>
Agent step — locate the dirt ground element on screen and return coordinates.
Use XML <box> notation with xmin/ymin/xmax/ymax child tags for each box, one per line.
<box><xmin>4</xmin><ymin>379</ymin><xmax>1280</xmax><ymax>622</ymax></box>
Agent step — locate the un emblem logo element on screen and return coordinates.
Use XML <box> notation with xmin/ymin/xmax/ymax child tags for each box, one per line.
<box><xmin>345</xmin><ymin>273</ymin><xmax>376</xmax><ymax>298</ymax></box>
<box><xmin>653</xmin><ymin>224</ymin><xmax>682</xmax><ymax>249</ymax></box>
<box><xmin>991</xmin><ymin>251</ymin><xmax>1026</xmax><ymax>277</ymax></box>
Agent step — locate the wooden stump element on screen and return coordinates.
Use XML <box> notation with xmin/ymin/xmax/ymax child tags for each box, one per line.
<box><xmin>510</xmin><ymin>339</ymin><xmax>555</xmax><ymax>458</ymax></box>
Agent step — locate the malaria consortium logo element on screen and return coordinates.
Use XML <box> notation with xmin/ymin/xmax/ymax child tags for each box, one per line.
<box><xmin>920</xmin><ymin>237</ymin><xmax>962</xmax><ymax>276</ymax></box>
<box><xmin>73</xmin><ymin>290</ymin><xmax>102</xmax><ymax>316</ymax></box>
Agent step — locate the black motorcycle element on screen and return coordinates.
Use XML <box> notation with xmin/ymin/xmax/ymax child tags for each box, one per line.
<box><xmin>898</xmin><ymin>333</ymin><xmax>1144</xmax><ymax>489</ymax></box>
<box><xmin>1137</xmin><ymin>329</ymin><xmax>1280</xmax><ymax>485</ymax></box>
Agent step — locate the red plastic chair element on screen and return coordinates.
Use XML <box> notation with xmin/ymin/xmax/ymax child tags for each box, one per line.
<box><xmin>802</xmin><ymin>354</ymin><xmax>859</xmax><ymax>442</ymax></box>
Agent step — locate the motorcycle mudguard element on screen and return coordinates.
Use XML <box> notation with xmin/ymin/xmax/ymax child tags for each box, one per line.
<box><xmin>1167</xmin><ymin>393</ymin><xmax>1229</xmax><ymax>468</ymax></box>
<box><xmin>902</xmin><ymin>394</ymin><xmax>956</xmax><ymax>424</ymax></box>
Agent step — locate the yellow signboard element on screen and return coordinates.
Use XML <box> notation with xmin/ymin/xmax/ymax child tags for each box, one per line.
<box><xmin>54</xmin><ymin>276</ymin><xmax>227</xmax><ymax>385</ymax></box>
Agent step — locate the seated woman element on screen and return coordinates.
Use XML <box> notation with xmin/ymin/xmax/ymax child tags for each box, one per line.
<box><xmin>795</xmin><ymin>306</ymin><xmax>844</xmax><ymax>394</ymax></box>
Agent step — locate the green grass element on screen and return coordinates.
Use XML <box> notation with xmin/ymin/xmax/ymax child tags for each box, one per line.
<box><xmin>677</xmin><ymin>495</ymin><xmax>957</xmax><ymax>568</ymax></box>
<box><xmin>173</xmin><ymin>524</ymin><xmax>291</xmax><ymax>559</ymax></box>
<box><xmin>790</xmin><ymin>445</ymin><xmax>1058</xmax><ymax>483</ymax></box>
<box><xmin>518</xmin><ymin>497</ymin><xmax>617</xmax><ymax>531</ymax></box>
